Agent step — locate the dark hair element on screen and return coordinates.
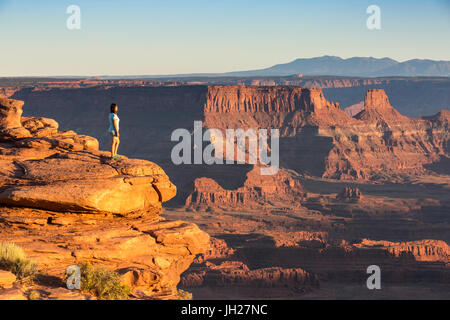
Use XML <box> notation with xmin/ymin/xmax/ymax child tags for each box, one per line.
<box><xmin>110</xmin><ymin>103</ymin><xmax>118</xmax><ymax>113</ymax></box>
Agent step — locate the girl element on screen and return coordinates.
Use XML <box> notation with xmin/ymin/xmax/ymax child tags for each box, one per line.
<box><xmin>109</xmin><ymin>103</ymin><xmax>120</xmax><ymax>159</ymax></box>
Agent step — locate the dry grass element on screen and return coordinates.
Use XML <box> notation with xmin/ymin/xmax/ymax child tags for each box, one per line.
<box><xmin>0</xmin><ymin>242</ymin><xmax>37</xmax><ymax>280</ymax></box>
<box><xmin>78</xmin><ymin>262</ymin><xmax>130</xmax><ymax>300</ymax></box>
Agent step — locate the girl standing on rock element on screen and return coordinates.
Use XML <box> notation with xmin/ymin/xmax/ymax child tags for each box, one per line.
<box><xmin>109</xmin><ymin>103</ymin><xmax>120</xmax><ymax>159</ymax></box>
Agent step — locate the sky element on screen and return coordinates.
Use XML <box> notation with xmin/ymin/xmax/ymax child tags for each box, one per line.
<box><xmin>0</xmin><ymin>0</ymin><xmax>449</xmax><ymax>76</ymax></box>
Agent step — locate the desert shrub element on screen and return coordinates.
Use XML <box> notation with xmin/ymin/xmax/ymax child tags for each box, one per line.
<box><xmin>0</xmin><ymin>242</ymin><xmax>37</xmax><ymax>280</ymax></box>
<box><xmin>79</xmin><ymin>262</ymin><xmax>130</xmax><ymax>300</ymax></box>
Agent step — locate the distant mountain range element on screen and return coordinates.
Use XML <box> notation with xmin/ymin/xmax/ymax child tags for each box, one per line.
<box><xmin>103</xmin><ymin>56</ymin><xmax>449</xmax><ymax>79</ymax></box>
<box><xmin>223</xmin><ymin>56</ymin><xmax>450</xmax><ymax>77</ymax></box>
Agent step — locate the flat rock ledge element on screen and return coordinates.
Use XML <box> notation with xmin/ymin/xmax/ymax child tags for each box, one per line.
<box><xmin>0</xmin><ymin>97</ymin><xmax>176</xmax><ymax>216</ymax></box>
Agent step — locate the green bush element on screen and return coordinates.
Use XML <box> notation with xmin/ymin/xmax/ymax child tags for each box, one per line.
<box><xmin>0</xmin><ymin>242</ymin><xmax>37</xmax><ymax>280</ymax></box>
<box><xmin>79</xmin><ymin>262</ymin><xmax>130</xmax><ymax>300</ymax></box>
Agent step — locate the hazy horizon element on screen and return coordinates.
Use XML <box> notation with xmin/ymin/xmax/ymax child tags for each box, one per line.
<box><xmin>1</xmin><ymin>0</ymin><xmax>449</xmax><ymax>76</ymax></box>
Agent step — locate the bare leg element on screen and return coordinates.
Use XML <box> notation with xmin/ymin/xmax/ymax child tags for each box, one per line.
<box><xmin>111</xmin><ymin>135</ymin><xmax>116</xmax><ymax>157</ymax></box>
<box><xmin>114</xmin><ymin>138</ymin><xmax>120</xmax><ymax>156</ymax></box>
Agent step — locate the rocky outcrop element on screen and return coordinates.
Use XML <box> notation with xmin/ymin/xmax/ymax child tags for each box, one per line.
<box><xmin>272</xmin><ymin>231</ymin><xmax>329</xmax><ymax>248</ymax></box>
<box><xmin>203</xmin><ymin>85</ymin><xmax>351</xmax><ymax>131</ymax></box>
<box><xmin>204</xmin><ymin>85</ymin><xmax>337</xmax><ymax>113</ymax></box>
<box><xmin>354</xmin><ymin>89</ymin><xmax>410</xmax><ymax>124</ymax></box>
<box><xmin>0</xmin><ymin>87</ymin><xmax>19</xmax><ymax>99</ymax></box>
<box><xmin>0</xmin><ymin>155</ymin><xmax>176</xmax><ymax>215</ymax></box>
<box><xmin>424</xmin><ymin>109</ymin><xmax>450</xmax><ymax>128</ymax></box>
<box><xmin>0</xmin><ymin>98</ymin><xmax>25</xmax><ymax>129</ymax></box>
<box><xmin>322</xmin><ymin>89</ymin><xmax>448</xmax><ymax>179</ymax></box>
<box><xmin>336</xmin><ymin>187</ymin><xmax>362</xmax><ymax>201</ymax></box>
<box><xmin>0</xmin><ymin>98</ymin><xmax>176</xmax><ymax>215</ymax></box>
<box><xmin>182</xmin><ymin>260</ymin><xmax>319</xmax><ymax>288</ymax></box>
<box><xmin>193</xmin><ymin>237</ymin><xmax>236</xmax><ymax>264</ymax></box>
<box><xmin>202</xmin><ymin>86</ymin><xmax>449</xmax><ymax>181</ymax></box>
<box><xmin>0</xmin><ymin>208</ymin><xmax>209</xmax><ymax>299</ymax></box>
<box><xmin>185</xmin><ymin>166</ymin><xmax>305</xmax><ymax>212</ymax></box>
<box><xmin>182</xmin><ymin>87</ymin><xmax>449</xmax><ymax>210</ymax></box>
<box><xmin>355</xmin><ymin>239</ymin><xmax>449</xmax><ymax>263</ymax></box>
<box><xmin>0</xmin><ymin>97</ymin><xmax>31</xmax><ymax>141</ymax></box>
<box><xmin>0</xmin><ymin>98</ymin><xmax>210</xmax><ymax>299</ymax></box>
<box><xmin>21</xmin><ymin>116</ymin><xmax>59</xmax><ymax>137</ymax></box>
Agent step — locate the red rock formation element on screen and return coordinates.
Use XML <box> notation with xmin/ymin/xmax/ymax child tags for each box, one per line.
<box><xmin>182</xmin><ymin>260</ymin><xmax>319</xmax><ymax>288</ymax></box>
<box><xmin>202</xmin><ymin>86</ymin><xmax>449</xmax><ymax>180</ymax></box>
<box><xmin>0</xmin><ymin>87</ymin><xmax>20</xmax><ymax>98</ymax></box>
<box><xmin>21</xmin><ymin>116</ymin><xmax>59</xmax><ymax>137</ymax></box>
<box><xmin>0</xmin><ymin>98</ymin><xmax>176</xmax><ymax>215</ymax></box>
<box><xmin>185</xmin><ymin>86</ymin><xmax>450</xmax><ymax>209</ymax></box>
<box><xmin>194</xmin><ymin>237</ymin><xmax>236</xmax><ymax>264</ymax></box>
<box><xmin>355</xmin><ymin>89</ymin><xmax>410</xmax><ymax>124</ymax></box>
<box><xmin>272</xmin><ymin>231</ymin><xmax>329</xmax><ymax>248</ymax></box>
<box><xmin>203</xmin><ymin>85</ymin><xmax>351</xmax><ymax>130</ymax></box>
<box><xmin>0</xmin><ymin>97</ymin><xmax>24</xmax><ymax>128</ymax></box>
<box><xmin>185</xmin><ymin>165</ymin><xmax>305</xmax><ymax>211</ymax></box>
<box><xmin>0</xmin><ymin>97</ymin><xmax>31</xmax><ymax>140</ymax></box>
<box><xmin>0</xmin><ymin>208</ymin><xmax>210</xmax><ymax>299</ymax></box>
<box><xmin>424</xmin><ymin>109</ymin><xmax>450</xmax><ymax>125</ymax></box>
<box><xmin>355</xmin><ymin>239</ymin><xmax>449</xmax><ymax>263</ymax></box>
<box><xmin>322</xmin><ymin>89</ymin><xmax>448</xmax><ymax>179</ymax></box>
<box><xmin>0</xmin><ymin>98</ymin><xmax>210</xmax><ymax>299</ymax></box>
<box><xmin>336</xmin><ymin>187</ymin><xmax>362</xmax><ymax>201</ymax></box>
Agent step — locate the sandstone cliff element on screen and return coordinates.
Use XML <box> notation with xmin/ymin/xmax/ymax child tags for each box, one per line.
<box><xmin>203</xmin><ymin>86</ymin><xmax>449</xmax><ymax>181</ymax></box>
<box><xmin>355</xmin><ymin>239</ymin><xmax>449</xmax><ymax>263</ymax></box>
<box><xmin>180</xmin><ymin>86</ymin><xmax>450</xmax><ymax>211</ymax></box>
<box><xmin>0</xmin><ymin>98</ymin><xmax>210</xmax><ymax>299</ymax></box>
<box><xmin>203</xmin><ymin>85</ymin><xmax>351</xmax><ymax>131</ymax></box>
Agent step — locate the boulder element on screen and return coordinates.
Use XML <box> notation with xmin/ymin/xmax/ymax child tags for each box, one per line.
<box><xmin>118</xmin><ymin>267</ymin><xmax>161</xmax><ymax>289</ymax></box>
<box><xmin>0</xmin><ymin>98</ymin><xmax>32</xmax><ymax>141</ymax></box>
<box><xmin>0</xmin><ymin>98</ymin><xmax>25</xmax><ymax>129</ymax></box>
<box><xmin>0</xmin><ymin>271</ymin><xmax>16</xmax><ymax>289</ymax></box>
<box><xmin>21</xmin><ymin>117</ymin><xmax>59</xmax><ymax>137</ymax></box>
<box><xmin>0</xmin><ymin>155</ymin><xmax>176</xmax><ymax>215</ymax></box>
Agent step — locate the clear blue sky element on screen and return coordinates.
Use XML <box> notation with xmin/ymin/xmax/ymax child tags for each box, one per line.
<box><xmin>0</xmin><ymin>0</ymin><xmax>449</xmax><ymax>76</ymax></box>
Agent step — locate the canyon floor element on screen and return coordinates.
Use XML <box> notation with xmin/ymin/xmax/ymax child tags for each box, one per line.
<box><xmin>165</xmin><ymin>173</ymin><xmax>449</xmax><ymax>299</ymax></box>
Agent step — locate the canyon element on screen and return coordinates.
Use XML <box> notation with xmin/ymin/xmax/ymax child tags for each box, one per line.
<box><xmin>0</xmin><ymin>78</ymin><xmax>449</xmax><ymax>299</ymax></box>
